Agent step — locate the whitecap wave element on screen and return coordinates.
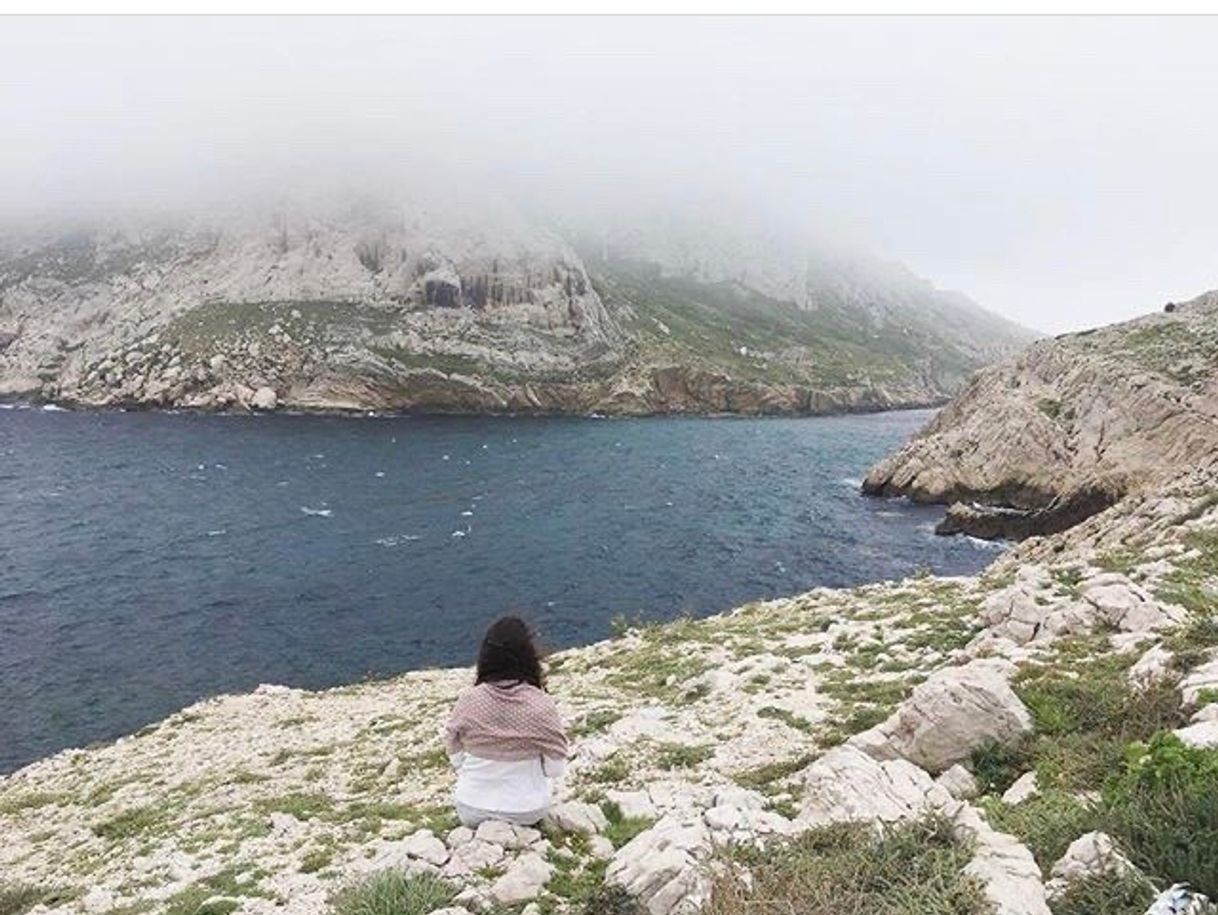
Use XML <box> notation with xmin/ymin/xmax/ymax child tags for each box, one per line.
<box><xmin>207</xmin><ymin>529</ymin><xmax>226</xmax><ymax>537</ymax></box>
<box><xmin>451</xmin><ymin>529</ymin><xmax>468</xmax><ymax>538</ymax></box>
<box><xmin>965</xmin><ymin>536</ymin><xmax>1006</xmax><ymax>551</ymax></box>
<box><xmin>301</xmin><ymin>506</ymin><xmax>333</xmax><ymax>517</ymax></box>
<box><xmin>839</xmin><ymin>477</ymin><xmax>863</xmax><ymax>489</ymax></box>
<box><xmin>375</xmin><ymin>534</ymin><xmax>421</xmax><ymax>547</ymax></box>
<box><xmin>41</xmin><ymin>404</ymin><xmax>68</xmax><ymax>413</ymax></box>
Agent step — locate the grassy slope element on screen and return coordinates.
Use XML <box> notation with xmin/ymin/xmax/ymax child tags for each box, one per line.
<box><xmin>590</xmin><ymin>258</ymin><xmax>1018</xmax><ymax>392</ymax></box>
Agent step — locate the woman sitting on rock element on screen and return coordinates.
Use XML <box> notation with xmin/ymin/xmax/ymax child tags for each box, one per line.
<box><xmin>444</xmin><ymin>615</ymin><xmax>568</xmax><ymax>827</ymax></box>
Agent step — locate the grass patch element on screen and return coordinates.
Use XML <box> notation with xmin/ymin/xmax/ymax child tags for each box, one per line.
<box><xmin>655</xmin><ymin>743</ymin><xmax>714</xmax><ymax>770</ymax></box>
<box><xmin>0</xmin><ymin>792</ymin><xmax>68</xmax><ymax>816</ymax></box>
<box><xmin>1100</xmin><ymin>732</ymin><xmax>1218</xmax><ymax>898</ymax></box>
<box><xmin>92</xmin><ymin>805</ymin><xmax>168</xmax><ymax>840</ymax></box>
<box><xmin>329</xmin><ymin>871</ymin><xmax>455</xmax><ymax>915</ymax></box>
<box><xmin>733</xmin><ymin>753</ymin><xmax>818</xmax><ymax>791</ymax></box>
<box><xmin>600</xmin><ymin>801</ymin><xmax>655</xmax><ymax>849</ymax></box>
<box><xmin>1048</xmin><ymin>870</ymin><xmax>1154</xmax><ymax>915</ymax></box>
<box><xmin>704</xmin><ymin>814</ymin><xmax>988</xmax><ymax>915</ymax></box>
<box><xmin>571</xmin><ymin>709</ymin><xmax>623</xmax><ymax>739</ymax></box>
<box><xmin>980</xmin><ymin>791</ymin><xmax>1101</xmax><ymax>869</ymax></box>
<box><xmin>756</xmin><ymin>706</ymin><xmax>816</xmax><ymax>734</ymax></box>
<box><xmin>256</xmin><ymin>792</ymin><xmax>334</xmax><ymax>821</ymax></box>
<box><xmin>1012</xmin><ymin>649</ymin><xmax>1184</xmax><ymax>791</ymax></box>
<box><xmin>0</xmin><ymin>883</ymin><xmax>78</xmax><ymax>915</ymax></box>
<box><xmin>162</xmin><ymin>868</ymin><xmax>266</xmax><ymax>915</ymax></box>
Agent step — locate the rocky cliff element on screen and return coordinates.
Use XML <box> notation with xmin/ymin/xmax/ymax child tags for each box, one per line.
<box><xmin>0</xmin><ymin>202</ymin><xmax>1033</xmax><ymax>416</ymax></box>
<box><xmin>864</xmin><ymin>291</ymin><xmax>1218</xmax><ymax>538</ymax></box>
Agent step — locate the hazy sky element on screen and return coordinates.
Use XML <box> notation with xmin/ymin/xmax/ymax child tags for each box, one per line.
<box><xmin>2</xmin><ymin>16</ymin><xmax>1217</xmax><ymax>333</ymax></box>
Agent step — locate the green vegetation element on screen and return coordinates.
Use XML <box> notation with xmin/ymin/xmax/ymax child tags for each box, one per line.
<box><xmin>704</xmin><ymin>814</ymin><xmax>988</xmax><ymax>915</ymax></box>
<box><xmin>0</xmin><ymin>791</ymin><xmax>68</xmax><ymax>816</ymax></box>
<box><xmin>256</xmin><ymin>792</ymin><xmax>334</xmax><ymax>821</ymax></box>
<box><xmin>1049</xmin><ymin>871</ymin><xmax>1154</xmax><ymax>915</ymax></box>
<box><xmin>1101</xmin><ymin>733</ymin><xmax>1218</xmax><ymax>897</ymax></box>
<box><xmin>0</xmin><ymin>883</ymin><xmax>78</xmax><ymax>915</ymax></box>
<box><xmin>329</xmin><ymin>872</ymin><xmax>455</xmax><ymax>915</ymax></box>
<box><xmin>980</xmin><ymin>791</ymin><xmax>1100</xmax><ymax>869</ymax></box>
<box><xmin>1009</xmin><ymin>643</ymin><xmax>1184</xmax><ymax>791</ymax></box>
<box><xmin>91</xmin><ymin>805</ymin><xmax>168</xmax><ymax>840</ymax></box>
<box><xmin>733</xmin><ymin>753</ymin><xmax>818</xmax><ymax>791</ymax></box>
<box><xmin>570</xmin><ymin>709</ymin><xmax>623</xmax><ymax>738</ymax></box>
<box><xmin>590</xmin><ymin>257</ymin><xmax>1000</xmax><ymax>392</ymax></box>
<box><xmin>600</xmin><ymin>801</ymin><xmax>655</xmax><ymax>849</ymax></box>
<box><xmin>756</xmin><ymin>706</ymin><xmax>816</xmax><ymax>734</ymax></box>
<box><xmin>1156</xmin><ymin>527</ymin><xmax>1218</xmax><ymax>616</ymax></box>
<box><xmin>655</xmin><ymin>743</ymin><xmax>714</xmax><ymax>770</ymax></box>
<box><xmin>162</xmin><ymin>868</ymin><xmax>267</xmax><ymax>915</ymax></box>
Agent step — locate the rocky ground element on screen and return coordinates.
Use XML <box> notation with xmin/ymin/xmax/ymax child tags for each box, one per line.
<box><xmin>864</xmin><ymin>290</ymin><xmax>1218</xmax><ymax>538</ymax></box>
<box><xmin>3</xmin><ymin>465</ymin><xmax>1217</xmax><ymax>915</ymax></box>
<box><xmin>0</xmin><ymin>203</ymin><xmax>1031</xmax><ymax>417</ymax></box>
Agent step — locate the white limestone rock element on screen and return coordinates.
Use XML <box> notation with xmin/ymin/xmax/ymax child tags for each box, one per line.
<box><xmin>1044</xmin><ymin>831</ymin><xmax>1139</xmax><ymax>899</ymax></box>
<box><xmin>1002</xmin><ymin>772</ymin><xmax>1039</xmax><ymax>806</ymax></box>
<box><xmin>403</xmin><ymin>829</ymin><xmax>450</xmax><ymax>867</ymax></box>
<box><xmin>1129</xmin><ymin>643</ymin><xmax>1174</xmax><ymax>687</ymax></box>
<box><xmin>952</xmin><ymin>803</ymin><xmax>1051</xmax><ymax>915</ymax></box>
<box><xmin>605</xmin><ymin>816</ymin><xmax>713</xmax><ymax>915</ymax></box>
<box><xmin>794</xmin><ymin>744</ymin><xmax>950</xmax><ymax>828</ymax></box>
<box><xmin>250</xmin><ymin>386</ymin><xmax>278</xmax><ymax>411</ymax></box>
<box><xmin>848</xmin><ymin>658</ymin><xmax>1033</xmax><ymax>774</ymax></box>
<box><xmin>1180</xmin><ymin>652</ymin><xmax>1218</xmax><ymax>706</ymax></box>
<box><xmin>441</xmin><ymin>839</ymin><xmax>505</xmax><ymax>879</ymax></box>
<box><xmin>546</xmin><ymin>800</ymin><xmax>608</xmax><ymax>835</ymax></box>
<box><xmin>1175</xmin><ymin>720</ymin><xmax>1218</xmax><ymax>749</ymax></box>
<box><xmin>488</xmin><ymin>852</ymin><xmax>554</xmax><ymax>906</ymax></box>
<box><xmin>936</xmin><ymin>764</ymin><xmax>980</xmax><ymax>800</ymax></box>
<box><xmin>1079</xmin><ymin>574</ymin><xmax>1187</xmax><ymax>633</ymax></box>
<box><xmin>606</xmin><ymin>789</ymin><xmax>658</xmax><ymax>821</ymax></box>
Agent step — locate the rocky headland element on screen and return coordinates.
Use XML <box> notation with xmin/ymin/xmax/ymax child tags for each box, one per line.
<box><xmin>0</xmin><ymin>201</ymin><xmax>1032</xmax><ymax>417</ymax></box>
<box><xmin>864</xmin><ymin>291</ymin><xmax>1218</xmax><ymax>539</ymax></box>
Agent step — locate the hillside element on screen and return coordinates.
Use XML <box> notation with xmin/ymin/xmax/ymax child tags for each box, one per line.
<box><xmin>864</xmin><ymin>290</ymin><xmax>1218</xmax><ymax>538</ymax></box>
<box><xmin>0</xmin><ymin>204</ymin><xmax>1033</xmax><ymax>415</ymax></box>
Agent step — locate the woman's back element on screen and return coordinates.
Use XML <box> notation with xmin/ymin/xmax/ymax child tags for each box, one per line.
<box><xmin>444</xmin><ymin>618</ymin><xmax>568</xmax><ymax>827</ymax></box>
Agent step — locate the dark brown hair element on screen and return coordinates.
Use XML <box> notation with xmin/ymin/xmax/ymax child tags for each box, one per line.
<box><xmin>475</xmin><ymin>615</ymin><xmax>544</xmax><ymax>690</ymax></box>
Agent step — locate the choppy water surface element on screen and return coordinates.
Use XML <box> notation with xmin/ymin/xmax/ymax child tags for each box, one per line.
<box><xmin>0</xmin><ymin>407</ymin><xmax>999</xmax><ymax>773</ymax></box>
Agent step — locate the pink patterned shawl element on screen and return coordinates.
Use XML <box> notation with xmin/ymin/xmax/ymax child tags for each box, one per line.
<box><xmin>444</xmin><ymin>681</ymin><xmax>568</xmax><ymax>762</ymax></box>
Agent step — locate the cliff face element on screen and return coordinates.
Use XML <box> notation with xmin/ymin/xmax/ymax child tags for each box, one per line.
<box><xmin>864</xmin><ymin>291</ymin><xmax>1218</xmax><ymax>537</ymax></box>
<box><xmin>0</xmin><ymin>204</ymin><xmax>1032</xmax><ymax>415</ymax></box>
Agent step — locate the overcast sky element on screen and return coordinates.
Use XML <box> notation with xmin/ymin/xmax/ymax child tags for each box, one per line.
<box><xmin>2</xmin><ymin>16</ymin><xmax>1216</xmax><ymax>333</ymax></box>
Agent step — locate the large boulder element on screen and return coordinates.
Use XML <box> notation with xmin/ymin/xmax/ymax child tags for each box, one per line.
<box><xmin>793</xmin><ymin>744</ymin><xmax>950</xmax><ymax>828</ymax></box>
<box><xmin>848</xmin><ymin>658</ymin><xmax>1033</xmax><ymax>774</ymax></box>
<box><xmin>605</xmin><ymin>816</ymin><xmax>713</xmax><ymax>915</ymax></box>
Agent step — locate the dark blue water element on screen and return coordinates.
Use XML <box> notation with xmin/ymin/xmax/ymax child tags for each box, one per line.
<box><xmin>0</xmin><ymin>407</ymin><xmax>998</xmax><ymax>773</ymax></box>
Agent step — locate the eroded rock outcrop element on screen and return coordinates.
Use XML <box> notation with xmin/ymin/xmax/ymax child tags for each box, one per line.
<box><xmin>848</xmin><ymin>658</ymin><xmax>1033</xmax><ymax>774</ymax></box>
<box><xmin>864</xmin><ymin>290</ymin><xmax>1218</xmax><ymax>538</ymax></box>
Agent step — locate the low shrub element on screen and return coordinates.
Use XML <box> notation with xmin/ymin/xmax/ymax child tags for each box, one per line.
<box><xmin>1048</xmin><ymin>870</ymin><xmax>1154</xmax><ymax>915</ymax></box>
<box><xmin>980</xmin><ymin>791</ymin><xmax>1100</xmax><ymax>870</ymax></box>
<box><xmin>703</xmin><ymin>814</ymin><xmax>988</xmax><ymax>915</ymax></box>
<box><xmin>1100</xmin><ymin>732</ymin><xmax>1218</xmax><ymax>898</ymax></box>
<box><xmin>0</xmin><ymin>883</ymin><xmax>77</xmax><ymax>915</ymax></box>
<box><xmin>329</xmin><ymin>872</ymin><xmax>454</xmax><ymax>915</ymax></box>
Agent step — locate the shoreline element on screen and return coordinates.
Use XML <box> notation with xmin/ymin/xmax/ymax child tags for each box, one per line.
<box><xmin>0</xmin><ymin>394</ymin><xmax>951</xmax><ymax>421</ymax></box>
